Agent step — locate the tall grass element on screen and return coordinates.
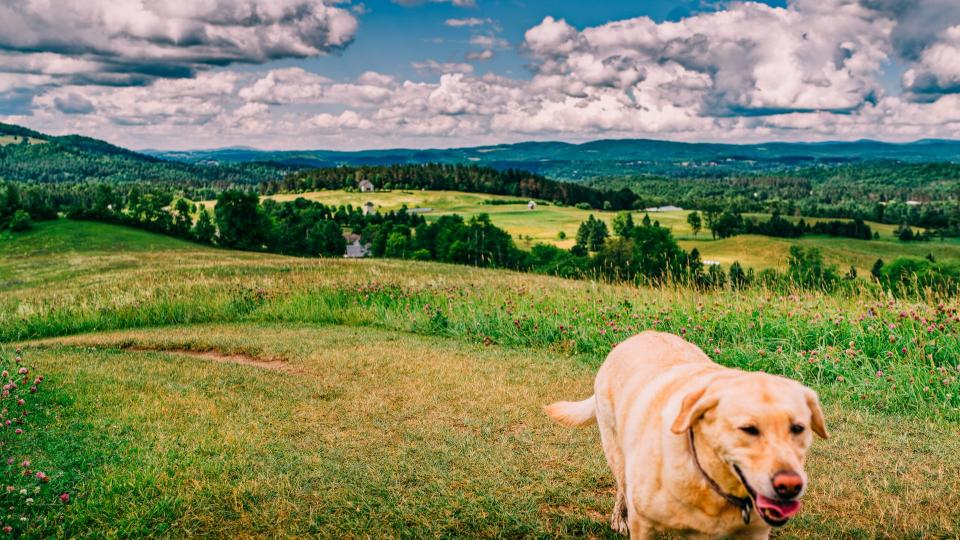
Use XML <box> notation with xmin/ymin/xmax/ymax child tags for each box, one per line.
<box><xmin>2</xmin><ymin>250</ymin><xmax>958</xmax><ymax>421</ymax></box>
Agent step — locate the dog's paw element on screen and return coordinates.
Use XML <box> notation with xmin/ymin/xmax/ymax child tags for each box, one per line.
<box><xmin>610</xmin><ymin>515</ymin><xmax>629</xmax><ymax>535</ymax></box>
<box><xmin>610</xmin><ymin>506</ymin><xmax>629</xmax><ymax>535</ymax></box>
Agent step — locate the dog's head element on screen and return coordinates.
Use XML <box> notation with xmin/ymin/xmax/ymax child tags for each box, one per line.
<box><xmin>670</xmin><ymin>372</ymin><xmax>828</xmax><ymax>527</ymax></box>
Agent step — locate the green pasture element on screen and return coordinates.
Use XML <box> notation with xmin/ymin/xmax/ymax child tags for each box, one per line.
<box><xmin>0</xmin><ymin>220</ymin><xmax>958</xmax><ymax>537</ymax></box>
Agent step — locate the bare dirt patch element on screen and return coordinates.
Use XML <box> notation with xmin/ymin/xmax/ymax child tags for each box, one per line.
<box><xmin>124</xmin><ymin>346</ymin><xmax>301</xmax><ymax>374</ymax></box>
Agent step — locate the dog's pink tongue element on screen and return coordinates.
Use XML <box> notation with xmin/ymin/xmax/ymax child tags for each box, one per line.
<box><xmin>756</xmin><ymin>495</ymin><xmax>801</xmax><ymax>520</ymax></box>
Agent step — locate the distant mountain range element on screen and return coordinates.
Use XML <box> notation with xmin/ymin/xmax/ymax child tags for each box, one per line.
<box><xmin>147</xmin><ymin>138</ymin><xmax>960</xmax><ymax>181</ymax></box>
<box><xmin>5</xmin><ymin>120</ymin><xmax>960</xmax><ymax>184</ymax></box>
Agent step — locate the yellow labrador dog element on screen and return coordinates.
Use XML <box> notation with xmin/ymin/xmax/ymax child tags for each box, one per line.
<box><xmin>546</xmin><ymin>331</ymin><xmax>827</xmax><ymax>539</ymax></box>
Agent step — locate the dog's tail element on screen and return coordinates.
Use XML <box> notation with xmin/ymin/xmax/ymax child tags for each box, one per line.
<box><xmin>544</xmin><ymin>396</ymin><xmax>597</xmax><ymax>427</ymax></box>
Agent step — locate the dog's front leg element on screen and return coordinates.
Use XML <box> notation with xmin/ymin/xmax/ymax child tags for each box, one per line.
<box><xmin>627</xmin><ymin>513</ymin><xmax>655</xmax><ymax>540</ymax></box>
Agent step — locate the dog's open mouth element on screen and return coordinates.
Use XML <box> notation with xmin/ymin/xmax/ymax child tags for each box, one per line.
<box><xmin>733</xmin><ymin>466</ymin><xmax>802</xmax><ymax>527</ymax></box>
<box><xmin>755</xmin><ymin>494</ymin><xmax>801</xmax><ymax>525</ymax></box>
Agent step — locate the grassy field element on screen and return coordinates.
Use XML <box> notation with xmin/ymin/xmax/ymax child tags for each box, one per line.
<box><xmin>1</xmin><ymin>220</ymin><xmax>959</xmax><ymax>537</ymax></box>
<box><xmin>213</xmin><ymin>189</ymin><xmax>960</xmax><ymax>274</ymax></box>
<box><xmin>0</xmin><ymin>135</ymin><xmax>45</xmax><ymax>146</ymax></box>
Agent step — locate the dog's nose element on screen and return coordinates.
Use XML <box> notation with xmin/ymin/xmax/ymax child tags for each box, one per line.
<box><xmin>772</xmin><ymin>471</ymin><xmax>803</xmax><ymax>499</ymax></box>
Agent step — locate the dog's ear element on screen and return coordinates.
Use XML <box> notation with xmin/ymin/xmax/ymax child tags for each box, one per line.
<box><xmin>804</xmin><ymin>389</ymin><xmax>829</xmax><ymax>439</ymax></box>
<box><xmin>670</xmin><ymin>385</ymin><xmax>718</xmax><ymax>434</ymax></box>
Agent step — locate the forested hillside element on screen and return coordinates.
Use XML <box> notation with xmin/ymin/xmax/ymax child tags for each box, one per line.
<box><xmin>0</xmin><ymin>123</ymin><xmax>286</xmax><ymax>185</ymax></box>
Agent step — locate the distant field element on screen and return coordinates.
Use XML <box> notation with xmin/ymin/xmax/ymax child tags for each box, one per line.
<box><xmin>681</xmin><ymin>235</ymin><xmax>960</xmax><ymax>273</ymax></box>
<box><xmin>0</xmin><ymin>135</ymin><xmax>45</xmax><ymax>146</ymax></box>
<box><xmin>211</xmin><ymin>189</ymin><xmax>958</xmax><ymax>274</ymax></box>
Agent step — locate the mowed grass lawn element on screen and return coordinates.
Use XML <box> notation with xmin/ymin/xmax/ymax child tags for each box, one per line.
<box><xmin>216</xmin><ymin>189</ymin><xmax>960</xmax><ymax>274</ymax></box>
<box><xmin>1</xmin><ymin>220</ymin><xmax>959</xmax><ymax>537</ymax></box>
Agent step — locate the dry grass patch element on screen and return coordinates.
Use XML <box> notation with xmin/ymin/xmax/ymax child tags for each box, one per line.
<box><xmin>15</xmin><ymin>323</ymin><xmax>960</xmax><ymax>538</ymax></box>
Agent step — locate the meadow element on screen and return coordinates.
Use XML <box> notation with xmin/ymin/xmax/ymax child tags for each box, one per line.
<box><xmin>1</xmin><ymin>220</ymin><xmax>959</xmax><ymax>537</ymax></box>
<box><xmin>213</xmin><ymin>189</ymin><xmax>960</xmax><ymax>274</ymax></box>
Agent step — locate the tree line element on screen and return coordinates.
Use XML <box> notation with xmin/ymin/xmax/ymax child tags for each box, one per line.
<box><xmin>270</xmin><ymin>163</ymin><xmax>640</xmax><ymax>211</ymax></box>
<box><xmin>694</xmin><ymin>209</ymin><xmax>875</xmax><ymax>240</ymax></box>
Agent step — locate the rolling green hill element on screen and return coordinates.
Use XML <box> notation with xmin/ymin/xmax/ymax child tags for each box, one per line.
<box><xmin>0</xmin><ymin>219</ymin><xmax>957</xmax><ymax>537</ymax></box>
<box><xmin>0</xmin><ymin>122</ymin><xmax>287</xmax><ymax>184</ymax></box>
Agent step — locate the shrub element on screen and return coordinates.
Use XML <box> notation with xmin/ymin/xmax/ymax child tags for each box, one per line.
<box><xmin>7</xmin><ymin>210</ymin><xmax>31</xmax><ymax>233</ymax></box>
<box><xmin>880</xmin><ymin>257</ymin><xmax>960</xmax><ymax>294</ymax></box>
<box><xmin>787</xmin><ymin>246</ymin><xmax>838</xmax><ymax>289</ymax></box>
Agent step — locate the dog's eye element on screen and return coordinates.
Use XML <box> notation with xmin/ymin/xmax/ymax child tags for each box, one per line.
<box><xmin>790</xmin><ymin>424</ymin><xmax>806</xmax><ymax>435</ymax></box>
<box><xmin>739</xmin><ymin>425</ymin><xmax>760</xmax><ymax>436</ymax></box>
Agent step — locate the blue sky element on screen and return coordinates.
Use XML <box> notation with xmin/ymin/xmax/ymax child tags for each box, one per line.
<box><xmin>298</xmin><ymin>1</ymin><xmax>791</xmax><ymax>83</ymax></box>
<box><xmin>0</xmin><ymin>0</ymin><xmax>957</xmax><ymax>150</ymax></box>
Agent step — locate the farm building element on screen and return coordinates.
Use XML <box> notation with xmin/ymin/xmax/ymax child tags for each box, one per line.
<box><xmin>359</xmin><ymin>180</ymin><xmax>375</xmax><ymax>192</ymax></box>
<box><xmin>643</xmin><ymin>205</ymin><xmax>683</xmax><ymax>212</ymax></box>
<box><xmin>343</xmin><ymin>233</ymin><xmax>371</xmax><ymax>258</ymax></box>
<box><xmin>362</xmin><ymin>201</ymin><xmax>375</xmax><ymax>215</ymax></box>
<box><xmin>344</xmin><ymin>241</ymin><xmax>370</xmax><ymax>258</ymax></box>
<box><xmin>409</xmin><ymin>207</ymin><xmax>433</xmax><ymax>214</ymax></box>
<box><xmin>528</xmin><ymin>201</ymin><xmax>537</xmax><ymax>210</ymax></box>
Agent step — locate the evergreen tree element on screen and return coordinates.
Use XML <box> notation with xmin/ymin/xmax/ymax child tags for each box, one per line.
<box><xmin>612</xmin><ymin>211</ymin><xmax>635</xmax><ymax>237</ymax></box>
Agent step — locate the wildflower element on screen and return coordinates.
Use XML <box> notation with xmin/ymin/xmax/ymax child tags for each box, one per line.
<box><xmin>2</xmin><ymin>526</ymin><xmax>10</xmax><ymax>533</ymax></box>
<box><xmin>13</xmin><ymin>429</ymin><xmax>21</xmax><ymax>435</ymax></box>
<box><xmin>16</xmin><ymin>369</ymin><xmax>26</xmax><ymax>376</ymax></box>
<box><xmin>876</xmin><ymin>370</ymin><xmax>884</xmax><ymax>377</ymax></box>
<box><xmin>18</xmin><ymin>489</ymin><xmax>25</xmax><ymax>495</ymax></box>
<box><xmin>20</xmin><ymin>461</ymin><xmax>28</xmax><ymax>469</ymax></box>
<box><xmin>836</xmin><ymin>375</ymin><xmax>845</xmax><ymax>382</ymax></box>
<box><xmin>24</xmin><ymin>499</ymin><xmax>32</xmax><ymax>506</ymax></box>
<box><xmin>34</xmin><ymin>472</ymin><xmax>47</xmax><ymax>483</ymax></box>
<box><xmin>59</xmin><ymin>493</ymin><xmax>69</xmax><ymax>504</ymax></box>
<box><xmin>888</xmin><ymin>335</ymin><xmax>896</xmax><ymax>343</ymax></box>
<box><xmin>15</xmin><ymin>400</ymin><xmax>23</xmax><ymax>407</ymax></box>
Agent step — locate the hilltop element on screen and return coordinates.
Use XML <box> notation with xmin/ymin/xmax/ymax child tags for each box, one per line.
<box><xmin>0</xmin><ymin>219</ymin><xmax>957</xmax><ymax>537</ymax></box>
<box><xmin>0</xmin><ymin>122</ymin><xmax>287</xmax><ymax>185</ymax></box>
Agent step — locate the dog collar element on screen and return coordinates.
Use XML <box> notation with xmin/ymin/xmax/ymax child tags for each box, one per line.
<box><xmin>687</xmin><ymin>428</ymin><xmax>753</xmax><ymax>524</ymax></box>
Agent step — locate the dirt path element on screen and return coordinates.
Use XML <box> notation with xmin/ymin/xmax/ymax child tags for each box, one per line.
<box><xmin>124</xmin><ymin>346</ymin><xmax>301</xmax><ymax>373</ymax></box>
